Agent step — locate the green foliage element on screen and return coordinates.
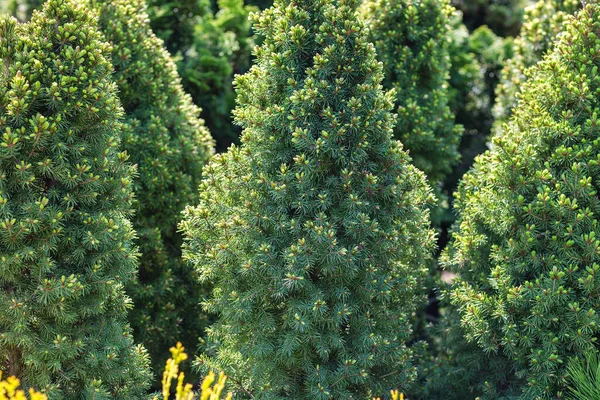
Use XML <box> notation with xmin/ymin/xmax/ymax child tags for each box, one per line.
<box><xmin>180</xmin><ymin>0</ymin><xmax>436</xmax><ymax>396</ymax></box>
<box><xmin>0</xmin><ymin>0</ymin><xmax>151</xmax><ymax>397</ymax></box>
<box><xmin>146</xmin><ymin>0</ymin><xmax>211</xmax><ymax>55</ymax></box>
<box><xmin>446</xmin><ymin>3</ymin><xmax>600</xmax><ymax>398</ymax></box>
<box><xmin>212</xmin><ymin>0</ymin><xmax>257</xmax><ymax>76</ymax></box>
<box><xmin>452</xmin><ymin>0</ymin><xmax>528</xmax><ymax>37</ymax></box>
<box><xmin>566</xmin><ymin>351</ymin><xmax>600</xmax><ymax>400</ymax></box>
<box><xmin>245</xmin><ymin>0</ymin><xmax>272</xmax><ymax>10</ymax></box>
<box><xmin>493</xmin><ymin>0</ymin><xmax>581</xmax><ymax>136</ymax></box>
<box><xmin>362</xmin><ymin>0</ymin><xmax>463</xmax><ymax>189</ymax></box>
<box><xmin>142</xmin><ymin>0</ymin><xmax>257</xmax><ymax>151</ymax></box>
<box><xmin>409</xmin><ymin>299</ymin><xmax>521</xmax><ymax>400</ymax></box>
<box><xmin>8</xmin><ymin>0</ymin><xmax>43</xmax><ymax>21</ymax></box>
<box><xmin>90</xmin><ymin>0</ymin><xmax>215</xmax><ymax>382</ymax></box>
<box><xmin>444</xmin><ymin>16</ymin><xmax>511</xmax><ymax>215</ymax></box>
<box><xmin>179</xmin><ymin>0</ymin><xmax>257</xmax><ymax>151</ymax></box>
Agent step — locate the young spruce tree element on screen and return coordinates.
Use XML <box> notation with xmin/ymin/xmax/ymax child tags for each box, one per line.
<box><xmin>90</xmin><ymin>0</ymin><xmax>215</xmax><ymax>378</ymax></box>
<box><xmin>446</xmin><ymin>3</ymin><xmax>600</xmax><ymax>398</ymax></box>
<box><xmin>362</xmin><ymin>0</ymin><xmax>462</xmax><ymax>187</ymax></box>
<box><xmin>180</xmin><ymin>0</ymin><xmax>435</xmax><ymax>397</ymax></box>
<box><xmin>0</xmin><ymin>0</ymin><xmax>151</xmax><ymax>397</ymax></box>
<box><xmin>492</xmin><ymin>0</ymin><xmax>581</xmax><ymax>136</ymax></box>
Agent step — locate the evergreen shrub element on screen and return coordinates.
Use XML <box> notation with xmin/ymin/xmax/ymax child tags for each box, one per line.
<box><xmin>91</xmin><ymin>0</ymin><xmax>215</xmax><ymax>378</ymax></box>
<box><xmin>446</xmin><ymin>3</ymin><xmax>600</xmax><ymax>398</ymax></box>
<box><xmin>444</xmin><ymin>20</ymin><xmax>511</xmax><ymax>198</ymax></box>
<box><xmin>0</xmin><ymin>0</ymin><xmax>151</xmax><ymax>396</ymax></box>
<box><xmin>146</xmin><ymin>0</ymin><xmax>209</xmax><ymax>56</ymax></box>
<box><xmin>180</xmin><ymin>0</ymin><xmax>436</xmax><ymax>396</ymax></box>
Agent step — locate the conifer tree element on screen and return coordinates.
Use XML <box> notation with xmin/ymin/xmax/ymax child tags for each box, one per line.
<box><xmin>90</xmin><ymin>0</ymin><xmax>215</xmax><ymax>378</ymax></box>
<box><xmin>446</xmin><ymin>3</ymin><xmax>600</xmax><ymax>397</ymax></box>
<box><xmin>362</xmin><ymin>0</ymin><xmax>463</xmax><ymax>188</ymax></box>
<box><xmin>180</xmin><ymin>0</ymin><xmax>435</xmax><ymax>396</ymax></box>
<box><xmin>492</xmin><ymin>0</ymin><xmax>581</xmax><ymax>136</ymax></box>
<box><xmin>0</xmin><ymin>0</ymin><xmax>151</xmax><ymax>397</ymax></box>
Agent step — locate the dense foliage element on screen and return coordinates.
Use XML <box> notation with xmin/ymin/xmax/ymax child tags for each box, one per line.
<box><xmin>146</xmin><ymin>0</ymin><xmax>210</xmax><ymax>56</ymax></box>
<box><xmin>566</xmin><ymin>351</ymin><xmax>600</xmax><ymax>400</ymax></box>
<box><xmin>180</xmin><ymin>0</ymin><xmax>436</xmax><ymax>396</ymax></box>
<box><xmin>444</xmin><ymin>20</ymin><xmax>511</xmax><ymax>195</ymax></box>
<box><xmin>446</xmin><ymin>3</ymin><xmax>600</xmax><ymax>398</ymax></box>
<box><xmin>0</xmin><ymin>0</ymin><xmax>151</xmax><ymax>396</ymax></box>
<box><xmin>409</xmin><ymin>305</ymin><xmax>520</xmax><ymax>400</ymax></box>
<box><xmin>2</xmin><ymin>0</ymin><xmax>596</xmax><ymax>397</ymax></box>
<box><xmin>452</xmin><ymin>0</ymin><xmax>527</xmax><ymax>37</ymax></box>
<box><xmin>492</xmin><ymin>0</ymin><xmax>581</xmax><ymax>136</ymax></box>
<box><xmin>362</xmin><ymin>0</ymin><xmax>463</xmax><ymax>188</ymax></box>
<box><xmin>91</xmin><ymin>0</ymin><xmax>215</xmax><ymax>379</ymax></box>
<box><xmin>179</xmin><ymin>0</ymin><xmax>257</xmax><ymax>151</ymax></box>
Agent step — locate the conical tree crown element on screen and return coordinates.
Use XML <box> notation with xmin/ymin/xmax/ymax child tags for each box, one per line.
<box><xmin>181</xmin><ymin>0</ymin><xmax>435</xmax><ymax>397</ymax></box>
<box><xmin>447</xmin><ymin>3</ymin><xmax>600</xmax><ymax>398</ymax></box>
<box><xmin>0</xmin><ymin>0</ymin><xmax>150</xmax><ymax>397</ymax></box>
<box><xmin>362</xmin><ymin>0</ymin><xmax>462</xmax><ymax>185</ymax></box>
<box><xmin>90</xmin><ymin>0</ymin><xmax>215</xmax><ymax>379</ymax></box>
<box><xmin>492</xmin><ymin>0</ymin><xmax>581</xmax><ymax>135</ymax></box>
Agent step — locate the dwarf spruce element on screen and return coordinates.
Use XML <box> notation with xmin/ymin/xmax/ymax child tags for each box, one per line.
<box><xmin>0</xmin><ymin>0</ymin><xmax>151</xmax><ymax>397</ymax></box>
<box><xmin>362</xmin><ymin>0</ymin><xmax>462</xmax><ymax>186</ymax></box>
<box><xmin>180</xmin><ymin>0</ymin><xmax>435</xmax><ymax>397</ymax></box>
<box><xmin>446</xmin><ymin>3</ymin><xmax>600</xmax><ymax>397</ymax></box>
<box><xmin>91</xmin><ymin>0</ymin><xmax>215</xmax><ymax>378</ymax></box>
